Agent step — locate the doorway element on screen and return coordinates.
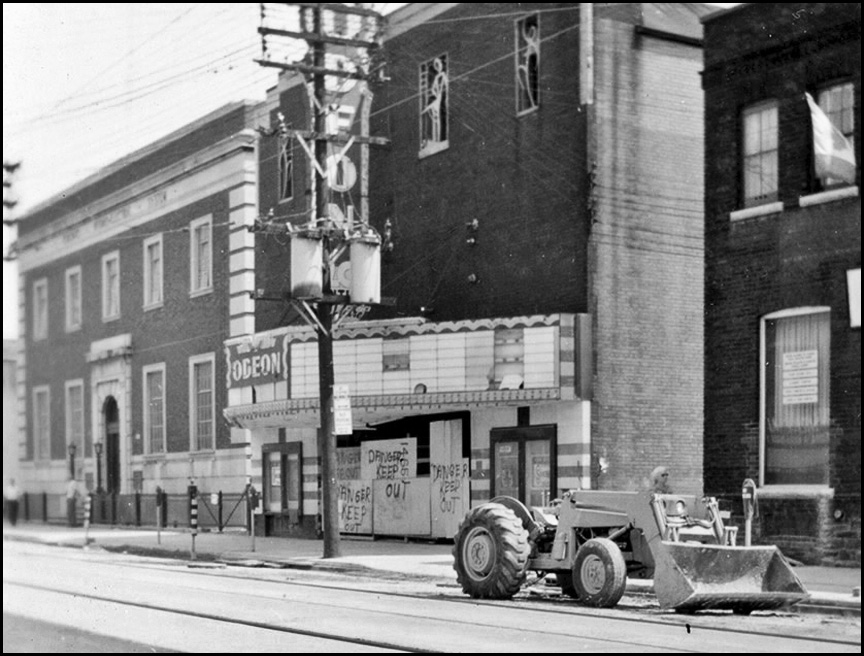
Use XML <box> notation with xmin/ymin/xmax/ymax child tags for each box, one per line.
<box><xmin>103</xmin><ymin>396</ymin><xmax>120</xmax><ymax>493</ymax></box>
<box><xmin>490</xmin><ymin>425</ymin><xmax>556</xmax><ymax>507</ymax></box>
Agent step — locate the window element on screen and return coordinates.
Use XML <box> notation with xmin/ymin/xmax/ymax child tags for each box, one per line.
<box><xmin>65</xmin><ymin>267</ymin><xmax>82</xmax><ymax>332</ymax></box>
<box><xmin>143</xmin><ymin>234</ymin><xmax>163</xmax><ymax>309</ymax></box>
<box><xmin>143</xmin><ymin>364</ymin><xmax>166</xmax><ymax>454</ymax></box>
<box><xmin>742</xmin><ymin>101</ymin><xmax>779</xmax><ymax>207</ymax></box>
<box><xmin>32</xmin><ymin>278</ymin><xmax>48</xmax><ymax>340</ymax></box>
<box><xmin>278</xmin><ymin>135</ymin><xmax>294</xmax><ymax>201</ymax></box>
<box><xmin>382</xmin><ymin>339</ymin><xmax>410</xmax><ymax>372</ymax></box>
<box><xmin>761</xmin><ymin>308</ymin><xmax>830</xmax><ymax>486</ymax></box>
<box><xmin>33</xmin><ymin>385</ymin><xmax>50</xmax><ymax>460</ymax></box>
<box><xmin>65</xmin><ymin>380</ymin><xmax>85</xmax><ymax>460</ymax></box>
<box><xmin>419</xmin><ymin>54</ymin><xmax>449</xmax><ymax>157</ymax></box>
<box><xmin>190</xmin><ymin>216</ymin><xmax>213</xmax><ymax>295</ymax></box>
<box><xmin>515</xmin><ymin>13</ymin><xmax>540</xmax><ymax>115</ymax></box>
<box><xmin>491</xmin><ymin>426</ymin><xmax>556</xmax><ymax>507</ymax></box>
<box><xmin>817</xmin><ymin>82</ymin><xmax>855</xmax><ymax>188</ymax></box>
<box><xmin>101</xmin><ymin>251</ymin><xmax>120</xmax><ymax>321</ymax></box>
<box><xmin>189</xmin><ymin>354</ymin><xmax>215</xmax><ymax>451</ymax></box>
<box><xmin>492</xmin><ymin>327</ymin><xmax>524</xmax><ymax>390</ymax></box>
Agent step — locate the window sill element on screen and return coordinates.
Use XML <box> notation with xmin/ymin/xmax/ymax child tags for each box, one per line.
<box><xmin>143</xmin><ymin>301</ymin><xmax>164</xmax><ymax>312</ymax></box>
<box><xmin>418</xmin><ymin>140</ymin><xmax>449</xmax><ymax>159</ymax></box>
<box><xmin>729</xmin><ymin>201</ymin><xmax>784</xmax><ymax>222</ymax></box>
<box><xmin>65</xmin><ymin>324</ymin><xmax>81</xmax><ymax>333</ymax></box>
<box><xmin>755</xmin><ymin>485</ymin><xmax>833</xmax><ymax>500</ymax></box>
<box><xmin>189</xmin><ymin>287</ymin><xmax>213</xmax><ymax>299</ymax></box>
<box><xmin>102</xmin><ymin>314</ymin><xmax>121</xmax><ymax>324</ymax></box>
<box><xmin>799</xmin><ymin>185</ymin><xmax>859</xmax><ymax>208</ymax></box>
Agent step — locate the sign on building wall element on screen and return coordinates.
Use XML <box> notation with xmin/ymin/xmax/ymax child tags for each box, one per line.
<box><xmin>225</xmin><ymin>333</ymin><xmax>289</xmax><ymax>388</ymax></box>
<box><xmin>373</xmin><ymin>477</ymin><xmax>431</xmax><ymax>536</ymax></box>
<box><xmin>336</xmin><ymin>446</ymin><xmax>362</xmax><ymax>481</ymax></box>
<box><xmin>360</xmin><ymin>437</ymin><xmax>416</xmax><ymax>480</ymax></box>
<box><xmin>430</xmin><ymin>459</ymin><xmax>470</xmax><ymax>539</ymax></box>
<box><xmin>338</xmin><ymin>480</ymin><xmax>372</xmax><ymax>534</ymax></box>
<box><xmin>782</xmin><ymin>350</ymin><xmax>818</xmax><ymax>405</ymax></box>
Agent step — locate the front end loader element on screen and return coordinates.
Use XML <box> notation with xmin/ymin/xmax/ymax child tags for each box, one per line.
<box><xmin>452</xmin><ymin>489</ymin><xmax>809</xmax><ymax>614</ymax></box>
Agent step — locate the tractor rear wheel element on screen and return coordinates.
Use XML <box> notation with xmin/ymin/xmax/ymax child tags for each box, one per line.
<box><xmin>452</xmin><ymin>503</ymin><xmax>531</xmax><ymax>599</ymax></box>
<box><xmin>573</xmin><ymin>537</ymin><xmax>627</xmax><ymax>608</ymax></box>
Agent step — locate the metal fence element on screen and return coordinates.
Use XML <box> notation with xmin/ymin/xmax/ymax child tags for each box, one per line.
<box><xmin>20</xmin><ymin>488</ymin><xmax>252</xmax><ymax>532</ymax></box>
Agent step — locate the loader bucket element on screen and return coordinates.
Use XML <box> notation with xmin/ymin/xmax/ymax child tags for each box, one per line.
<box><xmin>652</xmin><ymin>541</ymin><xmax>810</xmax><ymax>613</ymax></box>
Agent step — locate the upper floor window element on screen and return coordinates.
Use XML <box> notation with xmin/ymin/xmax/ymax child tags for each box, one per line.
<box><xmin>189</xmin><ymin>353</ymin><xmax>215</xmax><ymax>451</ymax></box>
<box><xmin>64</xmin><ymin>267</ymin><xmax>82</xmax><ymax>332</ymax></box>
<box><xmin>143</xmin><ymin>364</ymin><xmax>166</xmax><ymax>454</ymax></box>
<box><xmin>515</xmin><ymin>13</ymin><xmax>540</xmax><ymax>115</ymax></box>
<box><xmin>742</xmin><ymin>101</ymin><xmax>779</xmax><ymax>207</ymax></box>
<box><xmin>143</xmin><ymin>234</ymin><xmax>163</xmax><ymax>309</ymax></box>
<box><xmin>32</xmin><ymin>278</ymin><xmax>48</xmax><ymax>341</ymax></box>
<box><xmin>278</xmin><ymin>134</ymin><xmax>294</xmax><ymax>202</ymax></box>
<box><xmin>761</xmin><ymin>308</ymin><xmax>830</xmax><ymax>486</ymax></box>
<box><xmin>419</xmin><ymin>54</ymin><xmax>449</xmax><ymax>158</ymax></box>
<box><xmin>101</xmin><ymin>251</ymin><xmax>120</xmax><ymax>321</ymax></box>
<box><xmin>33</xmin><ymin>385</ymin><xmax>50</xmax><ymax>460</ymax></box>
<box><xmin>813</xmin><ymin>83</ymin><xmax>856</xmax><ymax>188</ymax></box>
<box><xmin>190</xmin><ymin>216</ymin><xmax>213</xmax><ymax>295</ymax></box>
<box><xmin>65</xmin><ymin>380</ymin><xmax>85</xmax><ymax>462</ymax></box>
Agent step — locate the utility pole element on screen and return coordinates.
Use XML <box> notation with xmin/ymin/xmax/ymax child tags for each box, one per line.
<box><xmin>256</xmin><ymin>3</ymin><xmax>388</xmax><ymax>559</ymax></box>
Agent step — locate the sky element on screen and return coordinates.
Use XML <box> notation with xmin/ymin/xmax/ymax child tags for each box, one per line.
<box><xmin>2</xmin><ymin>3</ymin><xmax>732</xmax><ymax>340</ymax></box>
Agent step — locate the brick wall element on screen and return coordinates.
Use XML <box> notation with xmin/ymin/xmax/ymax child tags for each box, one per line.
<box><xmin>23</xmin><ymin>189</ymin><xmax>235</xmax><ymax>461</ymax></box>
<box><xmin>589</xmin><ymin>19</ymin><xmax>706</xmax><ymax>493</ymax></box>
<box><xmin>703</xmin><ymin>3</ymin><xmax>861</xmax><ymax>564</ymax></box>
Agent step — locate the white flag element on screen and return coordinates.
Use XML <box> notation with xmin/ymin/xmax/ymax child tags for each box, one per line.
<box><xmin>805</xmin><ymin>92</ymin><xmax>856</xmax><ymax>185</ymax></box>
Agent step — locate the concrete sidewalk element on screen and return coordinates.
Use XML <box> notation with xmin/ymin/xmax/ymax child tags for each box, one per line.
<box><xmin>3</xmin><ymin>521</ymin><xmax>860</xmax><ymax>617</ymax></box>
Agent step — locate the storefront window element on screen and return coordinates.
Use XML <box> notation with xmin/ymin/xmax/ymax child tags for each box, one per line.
<box><xmin>762</xmin><ymin>309</ymin><xmax>830</xmax><ymax>485</ymax></box>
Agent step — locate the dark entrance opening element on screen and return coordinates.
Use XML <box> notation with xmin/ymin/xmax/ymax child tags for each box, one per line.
<box><xmin>103</xmin><ymin>396</ymin><xmax>120</xmax><ymax>494</ymax></box>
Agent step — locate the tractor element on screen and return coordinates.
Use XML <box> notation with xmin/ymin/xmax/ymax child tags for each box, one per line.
<box><xmin>452</xmin><ymin>489</ymin><xmax>809</xmax><ymax>613</ymax></box>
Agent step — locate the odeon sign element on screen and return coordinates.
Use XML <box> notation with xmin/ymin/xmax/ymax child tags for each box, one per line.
<box><xmin>225</xmin><ymin>334</ymin><xmax>289</xmax><ymax>388</ymax></box>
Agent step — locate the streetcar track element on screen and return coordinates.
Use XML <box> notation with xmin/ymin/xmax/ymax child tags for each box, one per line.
<box><xmin>3</xmin><ymin>580</ymin><xmax>436</xmax><ymax>654</ymax></box>
<box><xmin>6</xmin><ymin>545</ymin><xmax>860</xmax><ymax>649</ymax></box>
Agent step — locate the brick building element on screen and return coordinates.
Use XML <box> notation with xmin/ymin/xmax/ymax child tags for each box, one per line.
<box><xmin>15</xmin><ymin>103</ymin><xmax>263</xmax><ymax>510</ymax></box>
<box><xmin>227</xmin><ymin>3</ymin><xmax>711</xmax><ymax>537</ymax></box>
<box><xmin>702</xmin><ymin>4</ymin><xmax>861</xmax><ymax>565</ymax></box>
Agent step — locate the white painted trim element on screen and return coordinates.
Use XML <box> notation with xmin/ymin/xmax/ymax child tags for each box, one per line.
<box><xmin>101</xmin><ymin>251</ymin><xmax>121</xmax><ymax>322</ymax></box>
<box><xmin>189</xmin><ymin>352</ymin><xmax>217</xmax><ymax>452</ymax></box>
<box><xmin>142</xmin><ymin>233</ymin><xmax>164</xmax><ymax>311</ymax></box>
<box><xmin>31</xmin><ymin>278</ymin><xmax>48</xmax><ymax>341</ymax></box>
<box><xmin>189</xmin><ymin>215</ymin><xmax>214</xmax><ymax>297</ymax></box>
<box><xmin>758</xmin><ymin>306</ymin><xmax>831</xmax><ymax>486</ymax></box>
<box><xmin>64</xmin><ymin>266</ymin><xmax>82</xmax><ymax>332</ymax></box>
<box><xmin>21</xmin><ymin>104</ymin><xmax>259</xmax><ymax>218</ymax></box>
<box><xmin>729</xmin><ymin>201</ymin><xmax>784</xmax><ymax>222</ymax></box>
<box><xmin>755</xmin><ymin>485</ymin><xmax>834</xmax><ymax>499</ymax></box>
<box><xmin>142</xmin><ymin>363</ymin><xmax>166</xmax><ymax>455</ymax></box>
<box><xmin>798</xmin><ymin>185</ymin><xmax>859</xmax><ymax>207</ymax></box>
<box><xmin>17</xmin><ymin>140</ymin><xmax>256</xmax><ymax>273</ymax></box>
<box><xmin>385</xmin><ymin>3</ymin><xmax>460</xmax><ymax>39</ymax></box>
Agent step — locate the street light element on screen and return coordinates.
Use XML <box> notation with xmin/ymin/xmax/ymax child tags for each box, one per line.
<box><xmin>94</xmin><ymin>441</ymin><xmax>104</xmax><ymax>493</ymax></box>
<box><xmin>67</xmin><ymin>443</ymin><xmax>77</xmax><ymax>479</ymax></box>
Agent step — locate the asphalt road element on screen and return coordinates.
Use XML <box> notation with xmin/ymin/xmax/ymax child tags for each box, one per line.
<box><xmin>3</xmin><ymin>541</ymin><xmax>861</xmax><ymax>653</ymax></box>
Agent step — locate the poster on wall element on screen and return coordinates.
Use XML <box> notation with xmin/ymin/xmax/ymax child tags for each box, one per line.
<box><xmin>373</xmin><ymin>477</ymin><xmax>431</xmax><ymax>536</ymax></box>
<box><xmin>781</xmin><ymin>350</ymin><xmax>818</xmax><ymax>405</ymax></box>
<box><xmin>430</xmin><ymin>459</ymin><xmax>470</xmax><ymax>539</ymax></box>
<box><xmin>337</xmin><ymin>446</ymin><xmax>362</xmax><ymax>481</ymax></box>
<box><xmin>360</xmin><ymin>437</ymin><xmax>417</xmax><ymax>480</ymax></box>
<box><xmin>338</xmin><ymin>480</ymin><xmax>372</xmax><ymax>534</ymax></box>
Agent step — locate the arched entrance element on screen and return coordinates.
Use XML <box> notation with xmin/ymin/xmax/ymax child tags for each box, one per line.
<box><xmin>103</xmin><ymin>396</ymin><xmax>121</xmax><ymax>494</ymax></box>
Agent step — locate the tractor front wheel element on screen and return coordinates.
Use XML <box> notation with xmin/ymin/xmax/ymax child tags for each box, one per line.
<box><xmin>452</xmin><ymin>503</ymin><xmax>531</xmax><ymax>599</ymax></box>
<box><xmin>572</xmin><ymin>537</ymin><xmax>627</xmax><ymax>608</ymax></box>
